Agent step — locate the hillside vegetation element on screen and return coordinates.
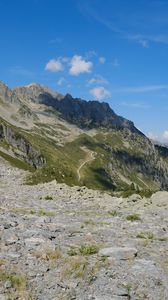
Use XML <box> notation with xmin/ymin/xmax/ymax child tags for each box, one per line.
<box><xmin>0</xmin><ymin>81</ymin><xmax>168</xmax><ymax>193</ymax></box>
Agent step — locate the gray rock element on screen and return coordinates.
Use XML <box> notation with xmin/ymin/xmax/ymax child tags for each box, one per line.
<box><xmin>99</xmin><ymin>247</ymin><xmax>138</xmax><ymax>260</ymax></box>
<box><xmin>4</xmin><ymin>280</ymin><xmax>12</xmax><ymax>289</ymax></box>
<box><xmin>0</xmin><ymin>294</ymin><xmax>8</xmax><ymax>300</ymax></box>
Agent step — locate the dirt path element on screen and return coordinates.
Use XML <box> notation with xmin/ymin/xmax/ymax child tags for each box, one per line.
<box><xmin>77</xmin><ymin>147</ymin><xmax>95</xmax><ymax>181</ymax></box>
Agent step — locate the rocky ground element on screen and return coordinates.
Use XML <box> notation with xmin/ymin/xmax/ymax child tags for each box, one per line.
<box><xmin>0</xmin><ymin>157</ymin><xmax>168</xmax><ymax>300</ymax></box>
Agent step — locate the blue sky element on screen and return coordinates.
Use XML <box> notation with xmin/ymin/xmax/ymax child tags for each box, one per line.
<box><xmin>0</xmin><ymin>0</ymin><xmax>168</xmax><ymax>141</ymax></box>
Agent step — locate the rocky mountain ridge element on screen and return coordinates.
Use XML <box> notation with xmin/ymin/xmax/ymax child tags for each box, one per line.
<box><xmin>0</xmin><ymin>80</ymin><xmax>168</xmax><ymax>192</ymax></box>
<box><xmin>0</xmin><ymin>81</ymin><xmax>140</xmax><ymax>132</ymax></box>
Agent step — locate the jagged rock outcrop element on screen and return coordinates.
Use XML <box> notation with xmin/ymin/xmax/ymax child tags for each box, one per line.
<box><xmin>0</xmin><ymin>81</ymin><xmax>12</xmax><ymax>102</ymax></box>
<box><xmin>0</xmin><ymin>123</ymin><xmax>45</xmax><ymax>168</ymax></box>
<box><xmin>36</xmin><ymin>91</ymin><xmax>142</xmax><ymax>132</ymax></box>
<box><xmin>0</xmin><ymin>81</ymin><xmax>20</xmax><ymax>105</ymax></box>
<box><xmin>7</xmin><ymin>82</ymin><xmax>141</xmax><ymax>132</ymax></box>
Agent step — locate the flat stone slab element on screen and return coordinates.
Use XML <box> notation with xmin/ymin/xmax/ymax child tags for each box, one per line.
<box><xmin>99</xmin><ymin>247</ymin><xmax>138</xmax><ymax>260</ymax></box>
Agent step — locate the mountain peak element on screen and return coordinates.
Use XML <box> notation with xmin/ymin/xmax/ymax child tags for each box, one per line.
<box><xmin>25</xmin><ymin>82</ymin><xmax>43</xmax><ymax>88</ymax></box>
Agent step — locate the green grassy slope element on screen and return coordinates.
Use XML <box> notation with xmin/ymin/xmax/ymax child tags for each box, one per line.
<box><xmin>0</xmin><ymin>116</ymin><xmax>168</xmax><ymax>192</ymax></box>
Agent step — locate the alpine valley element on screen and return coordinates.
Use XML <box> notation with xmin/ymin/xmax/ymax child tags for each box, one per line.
<box><xmin>0</xmin><ymin>80</ymin><xmax>168</xmax><ymax>194</ymax></box>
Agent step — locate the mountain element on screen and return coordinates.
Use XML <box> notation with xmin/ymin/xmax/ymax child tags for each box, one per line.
<box><xmin>0</xmin><ymin>80</ymin><xmax>168</xmax><ymax>193</ymax></box>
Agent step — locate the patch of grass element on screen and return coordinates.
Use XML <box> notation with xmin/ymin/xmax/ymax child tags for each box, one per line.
<box><xmin>136</xmin><ymin>232</ymin><xmax>155</xmax><ymax>240</ymax></box>
<box><xmin>138</xmin><ymin>190</ymin><xmax>153</xmax><ymax>198</ymax></box>
<box><xmin>38</xmin><ymin>209</ymin><xmax>55</xmax><ymax>217</ymax></box>
<box><xmin>13</xmin><ymin>208</ymin><xmax>36</xmax><ymax>215</ymax></box>
<box><xmin>83</xmin><ymin>210</ymin><xmax>102</xmax><ymax>217</ymax></box>
<box><xmin>121</xmin><ymin>189</ymin><xmax>136</xmax><ymax>198</ymax></box>
<box><xmin>84</xmin><ymin>219</ymin><xmax>110</xmax><ymax>226</ymax></box>
<box><xmin>108</xmin><ymin>210</ymin><xmax>120</xmax><ymax>217</ymax></box>
<box><xmin>30</xmin><ymin>209</ymin><xmax>36</xmax><ymax>215</ymax></box>
<box><xmin>121</xmin><ymin>283</ymin><xmax>132</xmax><ymax>300</ymax></box>
<box><xmin>61</xmin><ymin>256</ymin><xmax>88</xmax><ymax>279</ymax></box>
<box><xmin>0</xmin><ymin>270</ymin><xmax>27</xmax><ymax>295</ymax></box>
<box><xmin>34</xmin><ymin>248</ymin><xmax>62</xmax><ymax>261</ymax></box>
<box><xmin>0</xmin><ymin>259</ymin><xmax>6</xmax><ymax>266</ymax></box>
<box><xmin>79</xmin><ymin>244</ymin><xmax>99</xmax><ymax>256</ymax></box>
<box><xmin>44</xmin><ymin>195</ymin><xmax>53</xmax><ymax>200</ymax></box>
<box><xmin>84</xmin><ymin>220</ymin><xmax>97</xmax><ymax>226</ymax></box>
<box><xmin>0</xmin><ymin>149</ymin><xmax>33</xmax><ymax>171</ymax></box>
<box><xmin>158</xmin><ymin>236</ymin><xmax>167</xmax><ymax>242</ymax></box>
<box><xmin>126</xmin><ymin>214</ymin><xmax>141</xmax><ymax>222</ymax></box>
<box><xmin>67</xmin><ymin>247</ymin><xmax>78</xmax><ymax>256</ymax></box>
<box><xmin>98</xmin><ymin>221</ymin><xmax>111</xmax><ymax>225</ymax></box>
<box><xmin>13</xmin><ymin>208</ymin><xmax>56</xmax><ymax>217</ymax></box>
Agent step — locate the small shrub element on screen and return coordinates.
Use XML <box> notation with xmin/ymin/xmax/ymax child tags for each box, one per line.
<box><xmin>158</xmin><ymin>237</ymin><xmax>167</xmax><ymax>242</ymax></box>
<box><xmin>136</xmin><ymin>232</ymin><xmax>155</xmax><ymax>240</ymax></box>
<box><xmin>33</xmin><ymin>248</ymin><xmax>62</xmax><ymax>261</ymax></box>
<box><xmin>0</xmin><ymin>270</ymin><xmax>27</xmax><ymax>292</ymax></box>
<box><xmin>108</xmin><ymin>210</ymin><xmax>119</xmax><ymax>217</ymax></box>
<box><xmin>61</xmin><ymin>256</ymin><xmax>88</xmax><ymax>279</ymax></box>
<box><xmin>79</xmin><ymin>244</ymin><xmax>99</xmax><ymax>256</ymax></box>
<box><xmin>67</xmin><ymin>247</ymin><xmax>78</xmax><ymax>256</ymax></box>
<box><xmin>126</xmin><ymin>214</ymin><xmax>141</xmax><ymax>222</ymax></box>
<box><xmin>43</xmin><ymin>249</ymin><xmax>62</xmax><ymax>260</ymax></box>
<box><xmin>44</xmin><ymin>195</ymin><xmax>53</xmax><ymax>200</ymax></box>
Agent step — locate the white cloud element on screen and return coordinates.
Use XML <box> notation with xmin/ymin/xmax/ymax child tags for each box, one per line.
<box><xmin>147</xmin><ymin>132</ymin><xmax>159</xmax><ymax>141</ymax></box>
<box><xmin>45</xmin><ymin>59</ymin><xmax>64</xmax><ymax>72</ymax></box>
<box><xmin>163</xmin><ymin>131</ymin><xmax>168</xmax><ymax>140</ymax></box>
<box><xmin>69</xmin><ymin>55</ymin><xmax>93</xmax><ymax>76</ymax></box>
<box><xmin>99</xmin><ymin>57</ymin><xmax>106</xmax><ymax>64</ymax></box>
<box><xmin>90</xmin><ymin>86</ymin><xmax>111</xmax><ymax>100</ymax></box>
<box><xmin>147</xmin><ymin>131</ymin><xmax>168</xmax><ymax>143</ymax></box>
<box><xmin>57</xmin><ymin>77</ymin><xmax>65</xmax><ymax>86</ymax></box>
<box><xmin>87</xmin><ymin>75</ymin><xmax>108</xmax><ymax>86</ymax></box>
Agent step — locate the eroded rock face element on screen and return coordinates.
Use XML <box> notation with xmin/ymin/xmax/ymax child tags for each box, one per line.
<box><xmin>0</xmin><ymin>81</ymin><xmax>12</xmax><ymax>102</ymax></box>
<box><xmin>0</xmin><ymin>123</ymin><xmax>45</xmax><ymax>168</ymax></box>
<box><xmin>38</xmin><ymin>91</ymin><xmax>140</xmax><ymax>132</ymax></box>
<box><xmin>5</xmin><ymin>82</ymin><xmax>141</xmax><ymax>132</ymax></box>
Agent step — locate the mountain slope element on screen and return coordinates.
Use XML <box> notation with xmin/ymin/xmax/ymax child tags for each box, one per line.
<box><xmin>0</xmin><ymin>81</ymin><xmax>168</xmax><ymax>192</ymax></box>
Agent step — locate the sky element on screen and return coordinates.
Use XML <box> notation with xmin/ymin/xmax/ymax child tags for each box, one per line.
<box><xmin>0</xmin><ymin>0</ymin><xmax>168</xmax><ymax>142</ymax></box>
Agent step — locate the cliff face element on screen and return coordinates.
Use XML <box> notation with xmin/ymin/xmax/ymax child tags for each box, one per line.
<box><xmin>2</xmin><ymin>82</ymin><xmax>140</xmax><ymax>133</ymax></box>
<box><xmin>0</xmin><ymin>81</ymin><xmax>143</xmax><ymax>134</ymax></box>
<box><xmin>37</xmin><ymin>92</ymin><xmax>141</xmax><ymax>132</ymax></box>
<box><xmin>0</xmin><ymin>81</ymin><xmax>12</xmax><ymax>102</ymax></box>
<box><xmin>0</xmin><ymin>123</ymin><xmax>45</xmax><ymax>169</ymax></box>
